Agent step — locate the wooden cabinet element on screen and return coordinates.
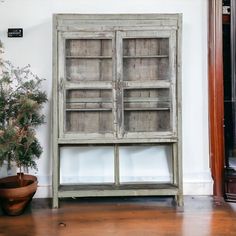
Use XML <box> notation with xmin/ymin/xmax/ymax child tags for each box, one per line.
<box><xmin>52</xmin><ymin>14</ymin><xmax>182</xmax><ymax>208</ymax></box>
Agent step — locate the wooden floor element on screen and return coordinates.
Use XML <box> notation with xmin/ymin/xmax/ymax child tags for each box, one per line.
<box><xmin>0</xmin><ymin>196</ymin><xmax>236</xmax><ymax>236</ymax></box>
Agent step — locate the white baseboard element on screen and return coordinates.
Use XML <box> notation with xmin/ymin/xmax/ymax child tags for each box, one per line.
<box><xmin>183</xmin><ymin>182</ymin><xmax>213</xmax><ymax>195</ymax></box>
<box><xmin>183</xmin><ymin>170</ymin><xmax>213</xmax><ymax>195</ymax></box>
<box><xmin>34</xmin><ymin>185</ymin><xmax>52</xmax><ymax>198</ymax></box>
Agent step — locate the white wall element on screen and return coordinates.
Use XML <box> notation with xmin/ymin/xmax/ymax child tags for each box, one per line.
<box><xmin>0</xmin><ymin>0</ymin><xmax>212</xmax><ymax>196</ymax></box>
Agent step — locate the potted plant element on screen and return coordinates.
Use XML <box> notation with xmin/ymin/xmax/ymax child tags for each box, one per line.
<box><xmin>0</xmin><ymin>41</ymin><xmax>47</xmax><ymax>215</ymax></box>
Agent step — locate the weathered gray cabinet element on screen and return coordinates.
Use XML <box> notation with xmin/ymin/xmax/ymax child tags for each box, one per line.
<box><xmin>52</xmin><ymin>14</ymin><xmax>182</xmax><ymax>208</ymax></box>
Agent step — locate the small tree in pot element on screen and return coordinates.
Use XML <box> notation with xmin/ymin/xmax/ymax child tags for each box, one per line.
<box><xmin>0</xmin><ymin>41</ymin><xmax>47</xmax><ymax>215</ymax></box>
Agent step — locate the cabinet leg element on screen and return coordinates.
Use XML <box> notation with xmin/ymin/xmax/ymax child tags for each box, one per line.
<box><xmin>52</xmin><ymin>196</ymin><xmax>59</xmax><ymax>208</ymax></box>
<box><xmin>174</xmin><ymin>194</ymin><xmax>184</xmax><ymax>211</ymax></box>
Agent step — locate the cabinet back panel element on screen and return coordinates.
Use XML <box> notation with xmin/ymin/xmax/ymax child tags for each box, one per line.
<box><xmin>123</xmin><ymin>38</ymin><xmax>169</xmax><ymax>56</ymax></box>
<box><xmin>67</xmin><ymin>89</ymin><xmax>112</xmax><ymax>98</ymax></box>
<box><xmin>124</xmin><ymin>89</ymin><xmax>170</xmax><ymax>99</ymax></box>
<box><xmin>123</xmin><ymin>38</ymin><xmax>169</xmax><ymax>81</ymax></box>
<box><xmin>66</xmin><ymin>39</ymin><xmax>112</xmax><ymax>57</ymax></box>
<box><xmin>124</xmin><ymin>110</ymin><xmax>170</xmax><ymax>132</ymax></box>
<box><xmin>119</xmin><ymin>145</ymin><xmax>172</xmax><ymax>183</ymax></box>
<box><xmin>123</xmin><ymin>58</ymin><xmax>169</xmax><ymax>81</ymax></box>
<box><xmin>66</xmin><ymin>59</ymin><xmax>112</xmax><ymax>81</ymax></box>
<box><xmin>60</xmin><ymin>146</ymin><xmax>114</xmax><ymax>184</ymax></box>
<box><xmin>66</xmin><ymin>111</ymin><xmax>113</xmax><ymax>133</ymax></box>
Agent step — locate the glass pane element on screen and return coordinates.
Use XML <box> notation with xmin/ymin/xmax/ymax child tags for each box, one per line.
<box><xmin>60</xmin><ymin>146</ymin><xmax>114</xmax><ymax>184</ymax></box>
<box><xmin>66</xmin><ymin>111</ymin><xmax>113</xmax><ymax>133</ymax></box>
<box><xmin>119</xmin><ymin>145</ymin><xmax>172</xmax><ymax>183</ymax></box>
<box><xmin>123</xmin><ymin>88</ymin><xmax>171</xmax><ymax>132</ymax></box>
<box><xmin>124</xmin><ymin>110</ymin><xmax>170</xmax><ymax>132</ymax></box>
<box><xmin>123</xmin><ymin>38</ymin><xmax>169</xmax><ymax>56</ymax></box>
<box><xmin>65</xmin><ymin>89</ymin><xmax>113</xmax><ymax>133</ymax></box>
<box><xmin>66</xmin><ymin>39</ymin><xmax>112</xmax><ymax>57</ymax></box>
<box><xmin>123</xmin><ymin>38</ymin><xmax>169</xmax><ymax>81</ymax></box>
<box><xmin>66</xmin><ymin>39</ymin><xmax>112</xmax><ymax>82</ymax></box>
<box><xmin>66</xmin><ymin>90</ymin><xmax>112</xmax><ymax>109</ymax></box>
<box><xmin>124</xmin><ymin>89</ymin><xmax>170</xmax><ymax>109</ymax></box>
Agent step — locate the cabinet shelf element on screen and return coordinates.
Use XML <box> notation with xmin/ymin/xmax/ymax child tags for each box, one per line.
<box><xmin>67</xmin><ymin>98</ymin><xmax>112</xmax><ymax>103</ymax></box>
<box><xmin>67</xmin><ymin>99</ymin><xmax>168</xmax><ymax>104</ymax></box>
<box><xmin>66</xmin><ymin>108</ymin><xmax>112</xmax><ymax>112</ymax></box>
<box><xmin>66</xmin><ymin>56</ymin><xmax>112</xmax><ymax>59</ymax></box>
<box><xmin>58</xmin><ymin>183</ymin><xmax>179</xmax><ymax>198</ymax></box>
<box><xmin>123</xmin><ymin>55</ymin><xmax>168</xmax><ymax>59</ymax></box>
<box><xmin>123</xmin><ymin>81</ymin><xmax>171</xmax><ymax>89</ymax></box>
<box><xmin>124</xmin><ymin>107</ymin><xmax>170</xmax><ymax>111</ymax></box>
<box><xmin>124</xmin><ymin>98</ymin><xmax>170</xmax><ymax>103</ymax></box>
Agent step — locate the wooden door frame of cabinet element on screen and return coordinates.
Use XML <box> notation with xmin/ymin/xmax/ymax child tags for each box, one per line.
<box><xmin>208</xmin><ymin>0</ymin><xmax>225</xmax><ymax>201</ymax></box>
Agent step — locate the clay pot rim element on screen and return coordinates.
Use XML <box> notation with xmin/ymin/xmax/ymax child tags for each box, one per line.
<box><xmin>0</xmin><ymin>174</ymin><xmax>38</xmax><ymax>198</ymax></box>
<box><xmin>0</xmin><ymin>174</ymin><xmax>37</xmax><ymax>182</ymax></box>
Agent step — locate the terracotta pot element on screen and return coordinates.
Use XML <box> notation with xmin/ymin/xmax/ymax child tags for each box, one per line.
<box><xmin>0</xmin><ymin>174</ymin><xmax>38</xmax><ymax>216</ymax></box>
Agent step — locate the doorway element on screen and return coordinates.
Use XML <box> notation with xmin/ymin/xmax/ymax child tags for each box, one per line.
<box><xmin>223</xmin><ymin>0</ymin><xmax>236</xmax><ymax>201</ymax></box>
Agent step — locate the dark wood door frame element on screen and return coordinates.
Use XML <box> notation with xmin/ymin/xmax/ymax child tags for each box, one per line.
<box><xmin>208</xmin><ymin>0</ymin><xmax>225</xmax><ymax>200</ymax></box>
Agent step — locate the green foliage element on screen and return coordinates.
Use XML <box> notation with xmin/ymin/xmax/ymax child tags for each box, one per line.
<box><xmin>0</xmin><ymin>41</ymin><xmax>47</xmax><ymax>171</ymax></box>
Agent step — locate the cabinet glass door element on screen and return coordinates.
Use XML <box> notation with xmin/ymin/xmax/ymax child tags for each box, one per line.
<box><xmin>58</xmin><ymin>32</ymin><xmax>116</xmax><ymax>138</ymax></box>
<box><xmin>117</xmin><ymin>31</ymin><xmax>177</xmax><ymax>138</ymax></box>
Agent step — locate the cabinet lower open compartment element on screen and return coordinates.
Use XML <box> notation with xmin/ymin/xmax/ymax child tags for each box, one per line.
<box><xmin>60</xmin><ymin>144</ymin><xmax>173</xmax><ymax>185</ymax></box>
<box><xmin>58</xmin><ymin>144</ymin><xmax>179</xmax><ymax>199</ymax></box>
